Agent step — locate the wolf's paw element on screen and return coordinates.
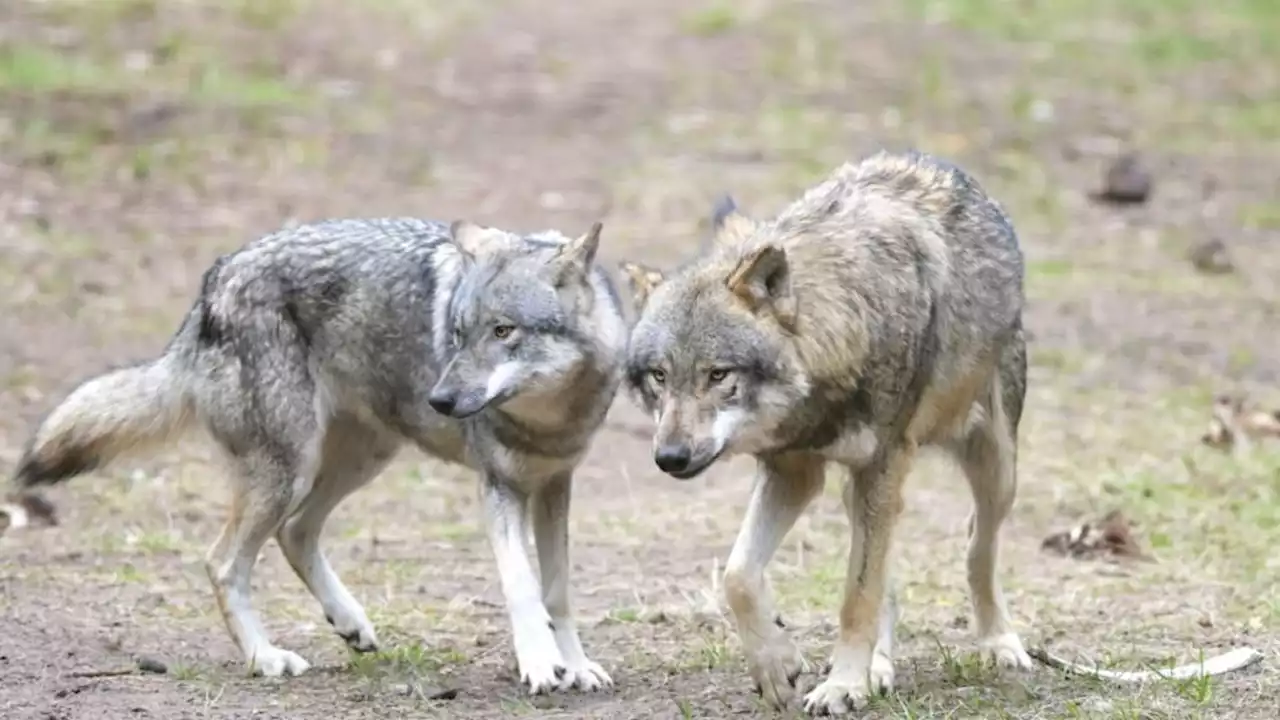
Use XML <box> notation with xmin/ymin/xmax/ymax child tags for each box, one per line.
<box><xmin>869</xmin><ymin>652</ymin><xmax>896</xmax><ymax>691</ymax></box>
<box><xmin>802</xmin><ymin>678</ymin><xmax>871</xmax><ymax>716</ymax></box>
<box><xmin>514</xmin><ymin>634</ymin><xmax>567</xmax><ymax>695</ymax></box>
<box><xmin>979</xmin><ymin>632</ymin><xmax>1032</xmax><ymax>670</ymax></box>
<box><xmin>558</xmin><ymin>657</ymin><xmax>613</xmax><ymax>692</ymax></box>
<box><xmin>328</xmin><ymin>612</ymin><xmax>379</xmax><ymax>653</ymax></box>
<box><xmin>746</xmin><ymin>637</ymin><xmax>806</xmax><ymax>709</ymax></box>
<box><xmin>512</xmin><ymin>607</ymin><xmax>567</xmax><ymax>694</ymax></box>
<box><xmin>251</xmin><ymin>646</ymin><xmax>312</xmax><ymax>678</ymax></box>
<box><xmin>802</xmin><ymin>660</ymin><xmax>892</xmax><ymax>716</ymax></box>
<box><xmin>518</xmin><ymin>654</ymin><xmax>567</xmax><ymax>695</ymax></box>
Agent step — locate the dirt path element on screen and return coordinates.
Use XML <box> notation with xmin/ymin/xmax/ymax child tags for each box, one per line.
<box><xmin>2</xmin><ymin>1</ymin><xmax>1278</xmax><ymax>718</ymax></box>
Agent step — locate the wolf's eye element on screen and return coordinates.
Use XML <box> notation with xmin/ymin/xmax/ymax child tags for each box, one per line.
<box><xmin>708</xmin><ymin>368</ymin><xmax>730</xmax><ymax>384</ymax></box>
<box><xmin>649</xmin><ymin>369</ymin><xmax>666</xmax><ymax>385</ymax></box>
<box><xmin>493</xmin><ymin>324</ymin><xmax>515</xmax><ymax>339</ymax></box>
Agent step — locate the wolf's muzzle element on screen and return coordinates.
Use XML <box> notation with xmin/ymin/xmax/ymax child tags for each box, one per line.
<box><xmin>654</xmin><ymin>444</ymin><xmax>692</xmax><ymax>474</ymax></box>
<box><xmin>654</xmin><ymin>443</ymin><xmax>722</xmax><ymax>480</ymax></box>
<box><xmin>428</xmin><ymin>389</ymin><xmax>458</xmax><ymax>416</ymax></box>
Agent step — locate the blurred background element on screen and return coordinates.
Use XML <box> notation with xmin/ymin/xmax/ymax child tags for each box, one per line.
<box><xmin>1</xmin><ymin>0</ymin><xmax>1277</xmax><ymax>717</ymax></box>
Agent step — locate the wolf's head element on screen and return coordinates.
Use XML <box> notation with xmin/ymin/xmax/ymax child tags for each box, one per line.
<box><xmin>620</xmin><ymin>198</ymin><xmax>809</xmax><ymax>479</ymax></box>
<box><xmin>428</xmin><ymin>220</ymin><xmax>619</xmax><ymax>422</ymax></box>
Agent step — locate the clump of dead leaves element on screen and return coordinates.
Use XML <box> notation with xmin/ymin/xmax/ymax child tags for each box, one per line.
<box><xmin>1041</xmin><ymin>509</ymin><xmax>1152</xmax><ymax>562</ymax></box>
<box><xmin>1201</xmin><ymin>394</ymin><xmax>1280</xmax><ymax>452</ymax></box>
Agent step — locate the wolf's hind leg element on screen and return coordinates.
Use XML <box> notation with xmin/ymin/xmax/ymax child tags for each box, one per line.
<box><xmin>531</xmin><ymin>473</ymin><xmax>611</xmax><ymax>691</ymax></box>
<box><xmin>278</xmin><ymin>415</ymin><xmax>397</xmax><ymax>654</ymax></box>
<box><xmin>206</xmin><ymin>451</ymin><xmax>313</xmax><ymax>677</ymax></box>
<box><xmin>200</xmin><ymin>311</ymin><xmax>321</xmax><ymax>678</ymax></box>
<box><xmin>951</xmin><ymin>369</ymin><xmax>1032</xmax><ymax>670</ymax></box>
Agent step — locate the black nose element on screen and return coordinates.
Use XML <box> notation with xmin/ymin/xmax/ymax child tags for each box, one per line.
<box><xmin>654</xmin><ymin>444</ymin><xmax>692</xmax><ymax>474</ymax></box>
<box><xmin>428</xmin><ymin>391</ymin><xmax>457</xmax><ymax>416</ymax></box>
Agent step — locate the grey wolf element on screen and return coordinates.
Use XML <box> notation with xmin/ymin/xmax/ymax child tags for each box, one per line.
<box><xmin>14</xmin><ymin>217</ymin><xmax>627</xmax><ymax>694</ymax></box>
<box><xmin>619</xmin><ymin>151</ymin><xmax>1034</xmax><ymax>714</ymax></box>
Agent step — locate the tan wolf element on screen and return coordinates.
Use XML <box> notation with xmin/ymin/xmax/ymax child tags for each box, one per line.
<box><xmin>620</xmin><ymin>151</ymin><xmax>1033</xmax><ymax>714</ymax></box>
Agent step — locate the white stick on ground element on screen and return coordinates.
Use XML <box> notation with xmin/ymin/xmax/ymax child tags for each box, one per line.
<box><xmin>1029</xmin><ymin>646</ymin><xmax>1264</xmax><ymax>683</ymax></box>
<box><xmin>0</xmin><ymin>502</ymin><xmax>30</xmax><ymax>532</ymax></box>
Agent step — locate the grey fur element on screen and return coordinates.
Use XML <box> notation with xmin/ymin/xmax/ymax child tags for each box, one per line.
<box><xmin>15</xmin><ymin>216</ymin><xmax>626</xmax><ymax>692</ymax></box>
<box><xmin>620</xmin><ymin>151</ymin><xmax>1034</xmax><ymax>714</ymax></box>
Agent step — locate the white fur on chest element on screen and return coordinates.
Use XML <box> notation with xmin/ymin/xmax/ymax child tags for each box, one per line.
<box><xmin>819</xmin><ymin>425</ymin><xmax>879</xmax><ymax>468</ymax></box>
<box><xmin>482</xmin><ymin>443</ymin><xmax>580</xmax><ymax>492</ymax></box>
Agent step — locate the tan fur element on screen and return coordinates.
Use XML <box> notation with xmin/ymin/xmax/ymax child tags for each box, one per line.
<box><xmin>450</xmin><ymin>220</ymin><xmax>521</xmax><ymax>258</ymax></box>
<box><xmin>688</xmin><ymin>157</ymin><xmax>969</xmax><ymax>390</ymax></box>
<box><xmin>618</xmin><ymin>261</ymin><xmax>667</xmax><ymax>313</ymax></box>
<box><xmin>838</xmin><ymin>445</ymin><xmax>910</xmax><ymax>646</ymax></box>
<box><xmin>907</xmin><ymin>354</ymin><xmax>997</xmax><ymax>446</ymax></box>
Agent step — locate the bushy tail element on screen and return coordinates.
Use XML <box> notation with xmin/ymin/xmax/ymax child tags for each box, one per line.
<box><xmin>14</xmin><ymin>353</ymin><xmax>195</xmax><ymax>488</ymax></box>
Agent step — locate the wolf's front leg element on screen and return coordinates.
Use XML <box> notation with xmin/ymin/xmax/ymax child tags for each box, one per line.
<box><xmin>803</xmin><ymin>449</ymin><xmax>911</xmax><ymax>716</ymax></box>
<box><xmin>480</xmin><ymin>475</ymin><xmax>566</xmax><ymax>694</ymax></box>
<box><xmin>723</xmin><ymin>453</ymin><xmax>826</xmax><ymax>710</ymax></box>
<box><xmin>531</xmin><ymin>473</ymin><xmax>612</xmax><ymax>691</ymax></box>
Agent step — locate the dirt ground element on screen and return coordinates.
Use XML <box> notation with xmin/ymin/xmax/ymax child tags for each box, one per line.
<box><xmin>2</xmin><ymin>0</ymin><xmax>1279</xmax><ymax>718</ymax></box>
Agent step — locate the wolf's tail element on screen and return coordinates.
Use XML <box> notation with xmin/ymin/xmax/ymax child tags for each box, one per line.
<box><xmin>14</xmin><ymin>341</ymin><xmax>197</xmax><ymax>489</ymax></box>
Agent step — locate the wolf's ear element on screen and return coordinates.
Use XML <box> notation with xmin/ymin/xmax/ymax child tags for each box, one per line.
<box><xmin>726</xmin><ymin>244</ymin><xmax>797</xmax><ymax>329</ymax></box>
<box><xmin>449</xmin><ymin>220</ymin><xmax>511</xmax><ymax>259</ymax></box>
<box><xmin>709</xmin><ymin>195</ymin><xmax>757</xmax><ymax>248</ymax></box>
<box><xmin>549</xmin><ymin>221</ymin><xmax>603</xmax><ymax>286</ymax></box>
<box><xmin>619</xmin><ymin>260</ymin><xmax>666</xmax><ymax>312</ymax></box>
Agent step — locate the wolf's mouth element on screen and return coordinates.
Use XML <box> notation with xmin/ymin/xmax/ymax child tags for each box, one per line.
<box><xmin>447</xmin><ymin>405</ymin><xmax>486</xmax><ymax>420</ymax></box>
<box><xmin>664</xmin><ymin>449</ymin><xmax>724</xmax><ymax>480</ymax></box>
<box><xmin>436</xmin><ymin>394</ymin><xmax>492</xmax><ymax>420</ymax></box>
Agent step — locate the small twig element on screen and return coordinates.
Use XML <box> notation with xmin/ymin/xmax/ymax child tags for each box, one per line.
<box><xmin>67</xmin><ymin>668</ymin><xmax>137</xmax><ymax>679</ymax></box>
<box><xmin>66</xmin><ymin>656</ymin><xmax>166</xmax><ymax>679</ymax></box>
<box><xmin>1029</xmin><ymin>646</ymin><xmax>1263</xmax><ymax>683</ymax></box>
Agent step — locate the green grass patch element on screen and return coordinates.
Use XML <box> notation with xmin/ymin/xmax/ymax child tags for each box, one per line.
<box><xmin>186</xmin><ymin>63</ymin><xmax>310</xmax><ymax>108</ymax></box>
<box><xmin>228</xmin><ymin>0</ymin><xmax>305</xmax><ymax>31</ymax></box>
<box><xmin>0</xmin><ymin>46</ymin><xmax>127</xmax><ymax>94</ymax></box>
<box><xmin>683</xmin><ymin>4</ymin><xmax>740</xmax><ymax>37</ymax></box>
<box><xmin>349</xmin><ymin>642</ymin><xmax>469</xmax><ymax>678</ymax></box>
<box><xmin>1240</xmin><ymin>202</ymin><xmax>1280</xmax><ymax>231</ymax></box>
<box><xmin>757</xmin><ymin>5</ymin><xmax>845</xmax><ymax>92</ymax></box>
<box><xmin>903</xmin><ymin>0</ymin><xmax>1280</xmax><ymax>70</ymax></box>
<box><xmin>0</xmin><ymin>43</ymin><xmax>309</xmax><ymax>110</ymax></box>
<box><xmin>901</xmin><ymin>0</ymin><xmax>1280</xmax><ymax>144</ymax></box>
<box><xmin>1042</xmin><ymin>385</ymin><xmax>1280</xmax><ymax>626</ymax></box>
